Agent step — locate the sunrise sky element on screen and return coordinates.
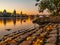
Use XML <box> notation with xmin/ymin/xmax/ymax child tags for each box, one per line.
<box><xmin>0</xmin><ymin>0</ymin><xmax>40</xmax><ymax>15</ymax></box>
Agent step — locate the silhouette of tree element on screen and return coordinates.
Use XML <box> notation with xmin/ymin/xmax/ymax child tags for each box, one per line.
<box><xmin>36</xmin><ymin>0</ymin><xmax>60</xmax><ymax>15</ymax></box>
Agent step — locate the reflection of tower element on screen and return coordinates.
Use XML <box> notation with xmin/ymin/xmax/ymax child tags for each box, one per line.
<box><xmin>20</xmin><ymin>18</ymin><xmax>23</xmax><ymax>24</ymax></box>
<box><xmin>3</xmin><ymin>18</ymin><xmax>6</xmax><ymax>26</ymax></box>
<box><xmin>13</xmin><ymin>18</ymin><xmax>16</xmax><ymax>25</ymax></box>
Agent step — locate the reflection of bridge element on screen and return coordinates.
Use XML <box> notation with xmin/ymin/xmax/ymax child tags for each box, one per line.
<box><xmin>0</xmin><ymin>23</ymin><xmax>60</xmax><ymax>45</ymax></box>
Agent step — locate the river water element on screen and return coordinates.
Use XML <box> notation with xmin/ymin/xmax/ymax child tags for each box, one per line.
<box><xmin>0</xmin><ymin>17</ymin><xmax>39</xmax><ymax>39</ymax></box>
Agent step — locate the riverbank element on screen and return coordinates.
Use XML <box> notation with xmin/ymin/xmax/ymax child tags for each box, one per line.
<box><xmin>0</xmin><ymin>23</ymin><xmax>60</xmax><ymax>45</ymax></box>
<box><xmin>33</xmin><ymin>16</ymin><xmax>60</xmax><ymax>25</ymax></box>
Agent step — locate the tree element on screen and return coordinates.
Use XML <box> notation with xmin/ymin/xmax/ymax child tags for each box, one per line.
<box><xmin>36</xmin><ymin>0</ymin><xmax>60</xmax><ymax>15</ymax></box>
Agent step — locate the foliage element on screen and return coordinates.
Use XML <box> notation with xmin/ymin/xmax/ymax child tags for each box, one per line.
<box><xmin>36</xmin><ymin>0</ymin><xmax>60</xmax><ymax>15</ymax></box>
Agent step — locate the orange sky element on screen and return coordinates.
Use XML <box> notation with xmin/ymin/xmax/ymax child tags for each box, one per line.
<box><xmin>0</xmin><ymin>0</ymin><xmax>50</xmax><ymax>15</ymax></box>
<box><xmin>0</xmin><ymin>9</ymin><xmax>39</xmax><ymax>15</ymax></box>
<box><xmin>0</xmin><ymin>0</ymin><xmax>40</xmax><ymax>15</ymax></box>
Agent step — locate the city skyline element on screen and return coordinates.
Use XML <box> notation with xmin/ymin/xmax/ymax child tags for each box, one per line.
<box><xmin>0</xmin><ymin>0</ymin><xmax>39</xmax><ymax>15</ymax></box>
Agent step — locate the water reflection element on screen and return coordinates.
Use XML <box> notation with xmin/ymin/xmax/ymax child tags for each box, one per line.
<box><xmin>0</xmin><ymin>17</ymin><xmax>29</xmax><ymax>26</ymax></box>
<box><xmin>0</xmin><ymin>17</ymin><xmax>37</xmax><ymax>38</ymax></box>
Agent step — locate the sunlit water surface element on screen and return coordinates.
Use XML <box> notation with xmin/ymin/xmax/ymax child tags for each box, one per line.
<box><xmin>0</xmin><ymin>17</ymin><xmax>39</xmax><ymax>39</ymax></box>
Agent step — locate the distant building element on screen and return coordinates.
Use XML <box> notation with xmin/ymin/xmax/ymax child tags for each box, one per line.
<box><xmin>21</xmin><ymin>11</ymin><xmax>22</xmax><ymax>15</ymax></box>
<box><xmin>3</xmin><ymin>9</ymin><xmax>12</xmax><ymax>17</ymax></box>
<box><xmin>3</xmin><ymin>9</ymin><xmax>7</xmax><ymax>17</ymax></box>
<box><xmin>3</xmin><ymin>9</ymin><xmax>7</xmax><ymax>14</ymax></box>
<box><xmin>13</xmin><ymin>10</ymin><xmax>16</xmax><ymax>16</ymax></box>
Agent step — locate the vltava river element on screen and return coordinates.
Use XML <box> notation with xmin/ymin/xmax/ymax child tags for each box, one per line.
<box><xmin>0</xmin><ymin>17</ymin><xmax>39</xmax><ymax>39</ymax></box>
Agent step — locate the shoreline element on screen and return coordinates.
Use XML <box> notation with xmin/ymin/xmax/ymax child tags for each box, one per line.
<box><xmin>0</xmin><ymin>23</ymin><xmax>60</xmax><ymax>45</ymax></box>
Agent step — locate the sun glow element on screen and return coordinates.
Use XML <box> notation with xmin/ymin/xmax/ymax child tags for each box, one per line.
<box><xmin>0</xmin><ymin>9</ymin><xmax>38</xmax><ymax>15</ymax></box>
<box><xmin>0</xmin><ymin>0</ymin><xmax>39</xmax><ymax>15</ymax></box>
